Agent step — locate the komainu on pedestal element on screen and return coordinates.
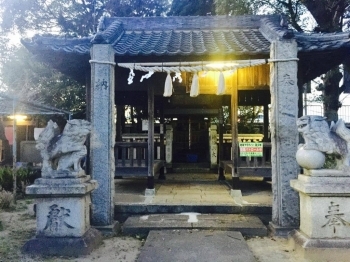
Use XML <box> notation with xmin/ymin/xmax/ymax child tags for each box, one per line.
<box><xmin>23</xmin><ymin>119</ymin><xmax>102</xmax><ymax>257</ymax></box>
<box><xmin>290</xmin><ymin>115</ymin><xmax>350</xmax><ymax>262</ymax></box>
<box><xmin>36</xmin><ymin>119</ymin><xmax>91</xmax><ymax>178</ymax></box>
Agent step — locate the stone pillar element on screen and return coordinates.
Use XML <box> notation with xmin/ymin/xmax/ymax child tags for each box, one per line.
<box><xmin>268</xmin><ymin>40</ymin><xmax>300</xmax><ymax>236</ymax></box>
<box><xmin>209</xmin><ymin>125</ymin><xmax>218</xmax><ymax>169</ymax></box>
<box><xmin>90</xmin><ymin>44</ymin><xmax>117</xmax><ymax>230</ymax></box>
<box><xmin>165</xmin><ymin>125</ymin><xmax>173</xmax><ymax>168</ymax></box>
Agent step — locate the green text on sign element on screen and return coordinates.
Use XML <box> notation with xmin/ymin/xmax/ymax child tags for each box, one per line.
<box><xmin>239</xmin><ymin>143</ymin><xmax>263</xmax><ymax>157</ymax></box>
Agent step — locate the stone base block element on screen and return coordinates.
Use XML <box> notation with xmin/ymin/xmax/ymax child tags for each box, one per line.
<box><xmin>291</xmin><ymin>174</ymin><xmax>350</xmax><ymax>239</ymax></box>
<box><xmin>268</xmin><ymin>222</ymin><xmax>297</xmax><ymax>237</ymax></box>
<box><xmin>35</xmin><ymin>195</ymin><xmax>91</xmax><ymax>237</ymax></box>
<box><xmin>230</xmin><ymin>189</ymin><xmax>243</xmax><ymax>205</ymax></box>
<box><xmin>145</xmin><ymin>188</ymin><xmax>155</xmax><ymax>196</ymax></box>
<box><xmin>289</xmin><ymin>229</ymin><xmax>350</xmax><ymax>262</ymax></box>
<box><xmin>94</xmin><ymin>220</ymin><xmax>120</xmax><ymax>236</ymax></box>
<box><xmin>22</xmin><ymin>227</ymin><xmax>103</xmax><ymax>257</ymax></box>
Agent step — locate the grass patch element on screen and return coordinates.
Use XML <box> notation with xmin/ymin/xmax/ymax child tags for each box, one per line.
<box><xmin>0</xmin><ymin>228</ymin><xmax>36</xmax><ymax>261</ymax></box>
<box><xmin>19</xmin><ymin>213</ymin><xmax>35</xmax><ymax>221</ymax></box>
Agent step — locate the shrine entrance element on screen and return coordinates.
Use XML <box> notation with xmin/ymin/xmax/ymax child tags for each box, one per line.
<box><xmin>172</xmin><ymin>115</ymin><xmax>210</xmax><ymax>163</ymax></box>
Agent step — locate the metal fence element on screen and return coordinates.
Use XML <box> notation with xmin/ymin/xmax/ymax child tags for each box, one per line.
<box><xmin>305</xmin><ymin>105</ymin><xmax>350</xmax><ymax>123</ymax></box>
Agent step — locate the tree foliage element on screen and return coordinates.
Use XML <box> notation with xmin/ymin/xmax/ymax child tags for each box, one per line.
<box><xmin>217</xmin><ymin>0</ymin><xmax>350</xmax><ymax>121</ymax></box>
<box><xmin>1</xmin><ymin>0</ymin><xmax>350</xmax><ymax>122</ymax></box>
<box><xmin>0</xmin><ymin>0</ymin><xmax>171</xmax><ymax>37</ymax></box>
<box><xmin>215</xmin><ymin>0</ymin><xmax>264</xmax><ymax>15</ymax></box>
<box><xmin>168</xmin><ymin>0</ymin><xmax>215</xmax><ymax>16</ymax></box>
<box><xmin>238</xmin><ymin>106</ymin><xmax>263</xmax><ymax>134</ymax></box>
<box><xmin>300</xmin><ymin>0</ymin><xmax>350</xmax><ymax>121</ymax></box>
<box><xmin>1</xmin><ymin>46</ymin><xmax>86</xmax><ymax>118</ymax></box>
<box><xmin>0</xmin><ymin>0</ymin><xmax>171</xmax><ymax>119</ymax></box>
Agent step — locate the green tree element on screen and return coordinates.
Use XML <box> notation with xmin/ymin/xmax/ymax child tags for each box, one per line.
<box><xmin>238</xmin><ymin>106</ymin><xmax>263</xmax><ymax>133</ymax></box>
<box><xmin>217</xmin><ymin>0</ymin><xmax>350</xmax><ymax>122</ymax></box>
<box><xmin>168</xmin><ymin>0</ymin><xmax>215</xmax><ymax>16</ymax></box>
<box><xmin>215</xmin><ymin>0</ymin><xmax>264</xmax><ymax>15</ymax></box>
<box><xmin>301</xmin><ymin>0</ymin><xmax>349</xmax><ymax>122</ymax></box>
<box><xmin>0</xmin><ymin>0</ymin><xmax>171</xmax><ymax>118</ymax></box>
<box><xmin>1</xmin><ymin>46</ymin><xmax>86</xmax><ymax>118</ymax></box>
<box><xmin>0</xmin><ymin>0</ymin><xmax>171</xmax><ymax>37</ymax></box>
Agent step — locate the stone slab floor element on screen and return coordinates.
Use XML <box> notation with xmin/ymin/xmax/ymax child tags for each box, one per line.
<box><xmin>114</xmin><ymin>172</ymin><xmax>272</xmax><ymax>206</ymax></box>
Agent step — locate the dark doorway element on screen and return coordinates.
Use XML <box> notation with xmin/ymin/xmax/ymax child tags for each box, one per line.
<box><xmin>172</xmin><ymin>116</ymin><xmax>210</xmax><ymax>163</ymax></box>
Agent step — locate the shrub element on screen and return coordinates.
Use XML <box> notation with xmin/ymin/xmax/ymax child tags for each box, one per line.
<box><xmin>0</xmin><ymin>167</ymin><xmax>13</xmax><ymax>191</ymax></box>
<box><xmin>0</xmin><ymin>187</ymin><xmax>14</xmax><ymax>209</ymax></box>
<box><xmin>0</xmin><ymin>166</ymin><xmax>40</xmax><ymax>192</ymax></box>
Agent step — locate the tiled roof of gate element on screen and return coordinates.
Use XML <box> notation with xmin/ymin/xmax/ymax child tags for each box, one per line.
<box><xmin>22</xmin><ymin>15</ymin><xmax>286</xmax><ymax>57</ymax></box>
<box><xmin>23</xmin><ymin>15</ymin><xmax>350</xmax><ymax>58</ymax></box>
<box><xmin>21</xmin><ymin>15</ymin><xmax>350</xmax><ymax>84</ymax></box>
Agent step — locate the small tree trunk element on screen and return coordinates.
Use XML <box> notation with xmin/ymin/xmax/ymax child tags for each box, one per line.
<box><xmin>323</xmin><ymin>66</ymin><xmax>343</xmax><ymax>123</ymax></box>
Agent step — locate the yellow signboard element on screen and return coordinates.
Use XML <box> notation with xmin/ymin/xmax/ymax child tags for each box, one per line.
<box><xmin>239</xmin><ymin>143</ymin><xmax>263</xmax><ymax>157</ymax></box>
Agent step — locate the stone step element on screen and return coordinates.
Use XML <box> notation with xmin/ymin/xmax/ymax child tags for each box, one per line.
<box><xmin>172</xmin><ymin>167</ymin><xmax>211</xmax><ymax>173</ymax></box>
<box><xmin>115</xmin><ymin>204</ymin><xmax>272</xmax><ymax>223</ymax></box>
<box><xmin>122</xmin><ymin>213</ymin><xmax>267</xmax><ymax>237</ymax></box>
<box><xmin>171</xmin><ymin>162</ymin><xmax>212</xmax><ymax>173</ymax></box>
<box><xmin>137</xmin><ymin>230</ymin><xmax>257</xmax><ymax>262</ymax></box>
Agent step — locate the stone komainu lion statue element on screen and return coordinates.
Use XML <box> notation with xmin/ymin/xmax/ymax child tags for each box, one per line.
<box><xmin>36</xmin><ymin>119</ymin><xmax>91</xmax><ymax>178</ymax></box>
<box><xmin>297</xmin><ymin>115</ymin><xmax>350</xmax><ymax>170</ymax></box>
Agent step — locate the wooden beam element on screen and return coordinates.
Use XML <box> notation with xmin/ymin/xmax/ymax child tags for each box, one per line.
<box><xmin>164</xmin><ymin>108</ymin><xmax>219</xmax><ymax>116</ymax></box>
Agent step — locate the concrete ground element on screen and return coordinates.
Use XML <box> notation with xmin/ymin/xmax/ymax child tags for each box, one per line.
<box><xmin>114</xmin><ymin>172</ymin><xmax>272</xmax><ymax>207</ymax></box>
<box><xmin>114</xmin><ymin>171</ymin><xmax>303</xmax><ymax>261</ymax></box>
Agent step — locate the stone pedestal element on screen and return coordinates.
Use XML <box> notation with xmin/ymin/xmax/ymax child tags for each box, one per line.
<box><xmin>290</xmin><ymin>169</ymin><xmax>350</xmax><ymax>261</ymax></box>
<box><xmin>22</xmin><ymin>176</ymin><xmax>103</xmax><ymax>257</ymax></box>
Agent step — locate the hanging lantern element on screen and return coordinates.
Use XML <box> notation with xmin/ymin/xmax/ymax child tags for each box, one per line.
<box><xmin>190</xmin><ymin>73</ymin><xmax>199</xmax><ymax>97</ymax></box>
<box><xmin>163</xmin><ymin>73</ymin><xmax>173</xmax><ymax>97</ymax></box>
<box><xmin>216</xmin><ymin>71</ymin><xmax>225</xmax><ymax>95</ymax></box>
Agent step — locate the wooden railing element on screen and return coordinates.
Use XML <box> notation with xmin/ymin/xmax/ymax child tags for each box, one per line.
<box><xmin>115</xmin><ymin>142</ymin><xmax>148</xmax><ymax>168</ymax></box>
<box><xmin>236</xmin><ymin>142</ymin><xmax>271</xmax><ymax>177</ymax></box>
<box><xmin>114</xmin><ymin>140</ymin><xmax>164</xmax><ymax>178</ymax></box>
<box><xmin>121</xmin><ymin>133</ymin><xmax>163</xmax><ymax>160</ymax></box>
<box><xmin>219</xmin><ymin>134</ymin><xmax>272</xmax><ymax>179</ymax></box>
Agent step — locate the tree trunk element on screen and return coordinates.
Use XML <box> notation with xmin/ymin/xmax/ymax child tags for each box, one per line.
<box><xmin>301</xmin><ymin>0</ymin><xmax>347</xmax><ymax>122</ymax></box>
<box><xmin>323</xmin><ymin>66</ymin><xmax>343</xmax><ymax>123</ymax></box>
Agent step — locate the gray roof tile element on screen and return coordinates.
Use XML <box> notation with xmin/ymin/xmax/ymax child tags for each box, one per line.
<box><xmin>23</xmin><ymin>15</ymin><xmax>278</xmax><ymax>57</ymax></box>
<box><xmin>22</xmin><ymin>15</ymin><xmax>350</xmax><ymax>58</ymax></box>
<box><xmin>21</xmin><ymin>15</ymin><xmax>350</xmax><ymax>83</ymax></box>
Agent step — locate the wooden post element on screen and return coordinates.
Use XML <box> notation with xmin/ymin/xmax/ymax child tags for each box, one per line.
<box><xmin>159</xmin><ymin>107</ymin><xmax>166</xmax><ymax>180</ymax></box>
<box><xmin>231</xmin><ymin>72</ymin><xmax>239</xmax><ymax>189</ymax></box>
<box><xmin>116</xmin><ymin>105</ymin><xmax>123</xmax><ymax>142</ymax></box>
<box><xmin>147</xmin><ymin>85</ymin><xmax>155</xmax><ymax>190</ymax></box>
<box><xmin>263</xmin><ymin>105</ymin><xmax>269</xmax><ymax>142</ymax></box>
<box><xmin>218</xmin><ymin>107</ymin><xmax>225</xmax><ymax>180</ymax></box>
